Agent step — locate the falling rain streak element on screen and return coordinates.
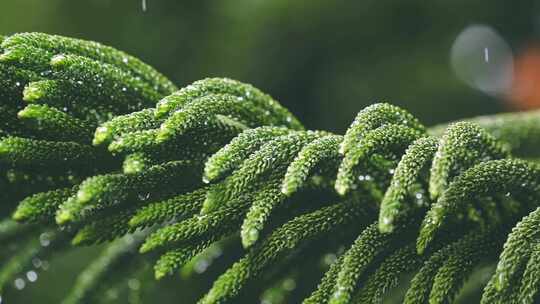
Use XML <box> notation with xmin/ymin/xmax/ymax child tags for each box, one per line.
<box><xmin>142</xmin><ymin>0</ymin><xmax>147</xmax><ymax>12</ymax></box>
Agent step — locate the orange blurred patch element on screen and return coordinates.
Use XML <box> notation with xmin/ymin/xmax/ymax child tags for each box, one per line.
<box><xmin>509</xmin><ymin>46</ymin><xmax>540</xmax><ymax>110</ymax></box>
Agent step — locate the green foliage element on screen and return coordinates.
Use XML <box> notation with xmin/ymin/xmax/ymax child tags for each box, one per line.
<box><xmin>3</xmin><ymin>32</ymin><xmax>540</xmax><ymax>304</ymax></box>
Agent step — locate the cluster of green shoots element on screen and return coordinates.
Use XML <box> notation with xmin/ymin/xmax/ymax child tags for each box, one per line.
<box><xmin>2</xmin><ymin>32</ymin><xmax>540</xmax><ymax>304</ymax></box>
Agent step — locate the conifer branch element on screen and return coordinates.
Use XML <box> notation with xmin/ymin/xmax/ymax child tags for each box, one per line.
<box><xmin>3</xmin><ymin>32</ymin><xmax>540</xmax><ymax>303</ymax></box>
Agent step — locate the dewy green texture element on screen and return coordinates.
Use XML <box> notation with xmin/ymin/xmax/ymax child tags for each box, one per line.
<box><xmin>4</xmin><ymin>32</ymin><xmax>540</xmax><ymax>304</ymax></box>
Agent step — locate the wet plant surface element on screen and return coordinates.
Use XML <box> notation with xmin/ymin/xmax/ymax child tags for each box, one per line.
<box><xmin>2</xmin><ymin>32</ymin><xmax>540</xmax><ymax>304</ymax></box>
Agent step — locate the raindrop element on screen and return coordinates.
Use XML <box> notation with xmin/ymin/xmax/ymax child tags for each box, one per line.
<box><xmin>127</xmin><ymin>278</ymin><xmax>140</xmax><ymax>290</ymax></box>
<box><xmin>26</xmin><ymin>270</ymin><xmax>38</xmax><ymax>282</ymax></box>
<box><xmin>137</xmin><ymin>193</ymin><xmax>150</xmax><ymax>201</ymax></box>
<box><xmin>209</xmin><ymin>246</ymin><xmax>223</xmax><ymax>258</ymax></box>
<box><xmin>14</xmin><ymin>278</ymin><xmax>25</xmax><ymax>290</ymax></box>
<box><xmin>322</xmin><ymin>253</ymin><xmax>337</xmax><ymax>265</ymax></box>
<box><xmin>194</xmin><ymin>259</ymin><xmax>210</xmax><ymax>273</ymax></box>
<box><xmin>39</xmin><ymin>232</ymin><xmax>51</xmax><ymax>247</ymax></box>
<box><xmin>142</xmin><ymin>0</ymin><xmax>147</xmax><ymax>12</ymax></box>
<box><xmin>41</xmin><ymin>260</ymin><xmax>50</xmax><ymax>270</ymax></box>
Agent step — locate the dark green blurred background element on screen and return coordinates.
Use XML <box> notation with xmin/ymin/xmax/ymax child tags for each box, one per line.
<box><xmin>3</xmin><ymin>0</ymin><xmax>539</xmax><ymax>132</ymax></box>
<box><xmin>1</xmin><ymin>0</ymin><xmax>539</xmax><ymax>303</ymax></box>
